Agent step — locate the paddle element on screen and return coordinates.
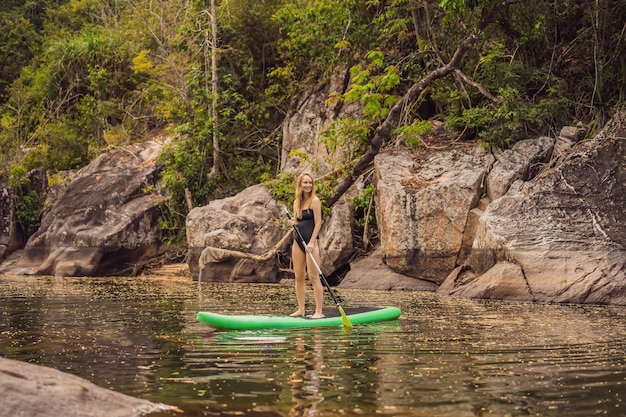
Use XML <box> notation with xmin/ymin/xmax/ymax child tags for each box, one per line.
<box><xmin>283</xmin><ymin>206</ymin><xmax>352</xmax><ymax>328</ymax></box>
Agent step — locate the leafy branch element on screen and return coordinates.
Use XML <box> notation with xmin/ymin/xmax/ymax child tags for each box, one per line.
<box><xmin>327</xmin><ymin>0</ymin><xmax>524</xmax><ymax>207</ymax></box>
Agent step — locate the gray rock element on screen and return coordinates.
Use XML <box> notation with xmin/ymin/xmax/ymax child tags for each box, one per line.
<box><xmin>0</xmin><ymin>357</ymin><xmax>174</xmax><ymax>417</ymax></box>
<box><xmin>341</xmin><ymin>247</ymin><xmax>438</xmax><ymax>291</ymax></box>
<box><xmin>0</xmin><ymin>142</ymin><xmax>166</xmax><ymax>277</ymax></box>
<box><xmin>187</xmin><ymin>184</ymin><xmax>286</xmax><ymax>282</ymax></box>
<box><xmin>553</xmin><ymin>125</ymin><xmax>585</xmax><ymax>157</ymax></box>
<box><xmin>440</xmin><ymin>123</ymin><xmax>626</xmax><ymax>304</ymax></box>
<box><xmin>485</xmin><ymin>136</ymin><xmax>554</xmax><ymax>201</ymax></box>
<box><xmin>374</xmin><ymin>146</ymin><xmax>490</xmax><ymax>283</ymax></box>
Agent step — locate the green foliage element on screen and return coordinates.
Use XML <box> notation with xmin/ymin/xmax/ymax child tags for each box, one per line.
<box><xmin>0</xmin><ymin>0</ymin><xmax>176</xmax><ymax>180</ymax></box>
<box><xmin>273</xmin><ymin>0</ymin><xmax>349</xmax><ymax>79</ymax></box>
<box><xmin>157</xmin><ymin>136</ymin><xmax>210</xmax><ymax>243</ymax></box>
<box><xmin>439</xmin><ymin>0</ymin><xmax>489</xmax><ymax>13</ymax></box>
<box><xmin>444</xmin><ymin>87</ymin><xmax>567</xmax><ymax>148</ymax></box>
<box><xmin>352</xmin><ymin>183</ymin><xmax>376</xmax><ymax>229</ymax></box>
<box><xmin>394</xmin><ymin>120</ymin><xmax>433</xmax><ymax>149</ymax></box>
<box><xmin>416</xmin><ymin>26</ymin><xmax>570</xmax><ymax>147</ymax></box>
<box><xmin>264</xmin><ymin>171</ymin><xmax>297</xmax><ymax>207</ymax></box>
<box><xmin>22</xmin><ymin>120</ymin><xmax>91</xmax><ymax>171</ymax></box>
<box><xmin>270</xmin><ymin>0</ymin><xmax>377</xmax><ymax>100</ymax></box>
<box><xmin>344</xmin><ymin>51</ymin><xmax>402</xmax><ymax>122</ymax></box>
<box><xmin>159</xmin><ymin>136</ymin><xmax>212</xmax><ymax>210</ymax></box>
<box><xmin>8</xmin><ymin>165</ymin><xmax>29</xmax><ymax>190</ymax></box>
<box><xmin>0</xmin><ymin>0</ymin><xmax>623</xmax><ymax>250</ymax></box>
<box><xmin>9</xmin><ymin>165</ymin><xmax>43</xmax><ymax>238</ymax></box>
<box><xmin>0</xmin><ymin>12</ymin><xmax>39</xmax><ymax>101</ymax></box>
<box><xmin>0</xmin><ymin>21</ymin><xmax>144</xmax><ymax>175</ymax></box>
<box><xmin>15</xmin><ymin>190</ymin><xmax>42</xmax><ymax>237</ymax></box>
<box><xmin>320</xmin><ymin>117</ymin><xmax>371</xmax><ymax>171</ymax></box>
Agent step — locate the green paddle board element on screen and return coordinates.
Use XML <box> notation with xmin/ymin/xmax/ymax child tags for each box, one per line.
<box><xmin>197</xmin><ymin>306</ymin><xmax>401</xmax><ymax>330</ymax></box>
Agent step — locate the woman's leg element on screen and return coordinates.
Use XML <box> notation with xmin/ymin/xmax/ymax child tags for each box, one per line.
<box><xmin>290</xmin><ymin>241</ymin><xmax>306</xmax><ymax>316</ymax></box>
<box><xmin>307</xmin><ymin>242</ymin><xmax>325</xmax><ymax>318</ymax></box>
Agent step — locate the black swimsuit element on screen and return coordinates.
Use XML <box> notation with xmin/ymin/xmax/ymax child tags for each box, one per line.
<box><xmin>296</xmin><ymin>208</ymin><xmax>315</xmax><ymax>249</ymax></box>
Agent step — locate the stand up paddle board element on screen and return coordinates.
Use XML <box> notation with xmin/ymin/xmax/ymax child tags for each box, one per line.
<box><xmin>197</xmin><ymin>306</ymin><xmax>401</xmax><ymax>330</ymax></box>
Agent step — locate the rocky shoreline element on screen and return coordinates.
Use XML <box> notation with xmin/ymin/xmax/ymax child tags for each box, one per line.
<box><xmin>1</xmin><ymin>110</ymin><xmax>624</xmax><ymax>305</ymax></box>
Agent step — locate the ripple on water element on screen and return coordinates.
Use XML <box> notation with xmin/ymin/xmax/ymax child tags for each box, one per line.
<box><xmin>1</xmin><ymin>276</ymin><xmax>625</xmax><ymax>417</ymax></box>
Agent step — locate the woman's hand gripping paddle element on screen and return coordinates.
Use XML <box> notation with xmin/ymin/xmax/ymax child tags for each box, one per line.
<box><xmin>283</xmin><ymin>206</ymin><xmax>352</xmax><ymax>328</ymax></box>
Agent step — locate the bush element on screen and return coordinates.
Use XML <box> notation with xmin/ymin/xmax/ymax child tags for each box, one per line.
<box><xmin>9</xmin><ymin>165</ymin><xmax>43</xmax><ymax>238</ymax></box>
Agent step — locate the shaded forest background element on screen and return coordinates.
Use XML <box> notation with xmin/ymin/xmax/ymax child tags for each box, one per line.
<box><xmin>1</xmin><ymin>0</ymin><xmax>624</xmax><ymax>244</ymax></box>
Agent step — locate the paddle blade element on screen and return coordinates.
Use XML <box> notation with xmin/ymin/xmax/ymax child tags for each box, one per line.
<box><xmin>337</xmin><ymin>305</ymin><xmax>353</xmax><ymax>328</ymax></box>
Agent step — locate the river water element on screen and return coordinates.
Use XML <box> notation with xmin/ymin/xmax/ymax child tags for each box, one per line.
<box><xmin>0</xmin><ymin>274</ymin><xmax>624</xmax><ymax>417</ymax></box>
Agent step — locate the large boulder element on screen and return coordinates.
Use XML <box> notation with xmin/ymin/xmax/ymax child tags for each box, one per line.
<box><xmin>0</xmin><ymin>357</ymin><xmax>174</xmax><ymax>417</ymax></box>
<box><xmin>440</xmin><ymin>120</ymin><xmax>626</xmax><ymax>304</ymax></box>
<box><xmin>187</xmin><ymin>182</ymin><xmax>360</xmax><ymax>283</ymax></box>
<box><xmin>374</xmin><ymin>145</ymin><xmax>492</xmax><ymax>284</ymax></box>
<box><xmin>0</xmin><ymin>141</ymin><xmax>166</xmax><ymax>277</ymax></box>
<box><xmin>187</xmin><ymin>184</ymin><xmax>286</xmax><ymax>282</ymax></box>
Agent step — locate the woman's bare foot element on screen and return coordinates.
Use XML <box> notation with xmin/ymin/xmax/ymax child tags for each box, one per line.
<box><xmin>289</xmin><ymin>311</ymin><xmax>304</xmax><ymax>317</ymax></box>
<box><xmin>308</xmin><ymin>313</ymin><xmax>325</xmax><ymax>319</ymax></box>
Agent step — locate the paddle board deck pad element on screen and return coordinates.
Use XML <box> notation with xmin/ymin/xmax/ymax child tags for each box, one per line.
<box><xmin>197</xmin><ymin>306</ymin><xmax>401</xmax><ymax>330</ymax></box>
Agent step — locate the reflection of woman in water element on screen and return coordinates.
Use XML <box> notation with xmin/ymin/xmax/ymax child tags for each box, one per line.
<box><xmin>289</xmin><ymin>171</ymin><xmax>325</xmax><ymax>319</ymax></box>
<box><xmin>289</xmin><ymin>329</ymin><xmax>324</xmax><ymax>417</ymax></box>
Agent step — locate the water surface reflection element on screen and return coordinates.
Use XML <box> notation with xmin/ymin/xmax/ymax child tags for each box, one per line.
<box><xmin>0</xmin><ymin>275</ymin><xmax>624</xmax><ymax>416</ymax></box>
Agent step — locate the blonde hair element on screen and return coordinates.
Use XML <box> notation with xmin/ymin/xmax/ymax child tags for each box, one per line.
<box><xmin>294</xmin><ymin>171</ymin><xmax>316</xmax><ymax>218</ymax></box>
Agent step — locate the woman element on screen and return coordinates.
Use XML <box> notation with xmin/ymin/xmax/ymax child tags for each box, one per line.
<box><xmin>289</xmin><ymin>171</ymin><xmax>325</xmax><ymax>318</ymax></box>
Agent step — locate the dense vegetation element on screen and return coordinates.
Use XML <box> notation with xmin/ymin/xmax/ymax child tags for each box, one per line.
<box><xmin>1</xmin><ymin>0</ymin><xmax>624</xmax><ymax>240</ymax></box>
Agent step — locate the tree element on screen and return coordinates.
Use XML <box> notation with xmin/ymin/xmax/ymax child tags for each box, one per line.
<box><xmin>327</xmin><ymin>0</ymin><xmax>525</xmax><ymax>206</ymax></box>
<box><xmin>208</xmin><ymin>0</ymin><xmax>224</xmax><ymax>177</ymax></box>
<box><xmin>0</xmin><ymin>12</ymin><xmax>39</xmax><ymax>101</ymax></box>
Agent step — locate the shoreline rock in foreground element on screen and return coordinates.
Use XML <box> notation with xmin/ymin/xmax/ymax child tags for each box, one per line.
<box><xmin>0</xmin><ymin>357</ymin><xmax>175</xmax><ymax>417</ymax></box>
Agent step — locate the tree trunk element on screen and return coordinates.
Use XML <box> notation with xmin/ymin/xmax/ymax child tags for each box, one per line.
<box><xmin>209</xmin><ymin>0</ymin><xmax>223</xmax><ymax>177</ymax></box>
